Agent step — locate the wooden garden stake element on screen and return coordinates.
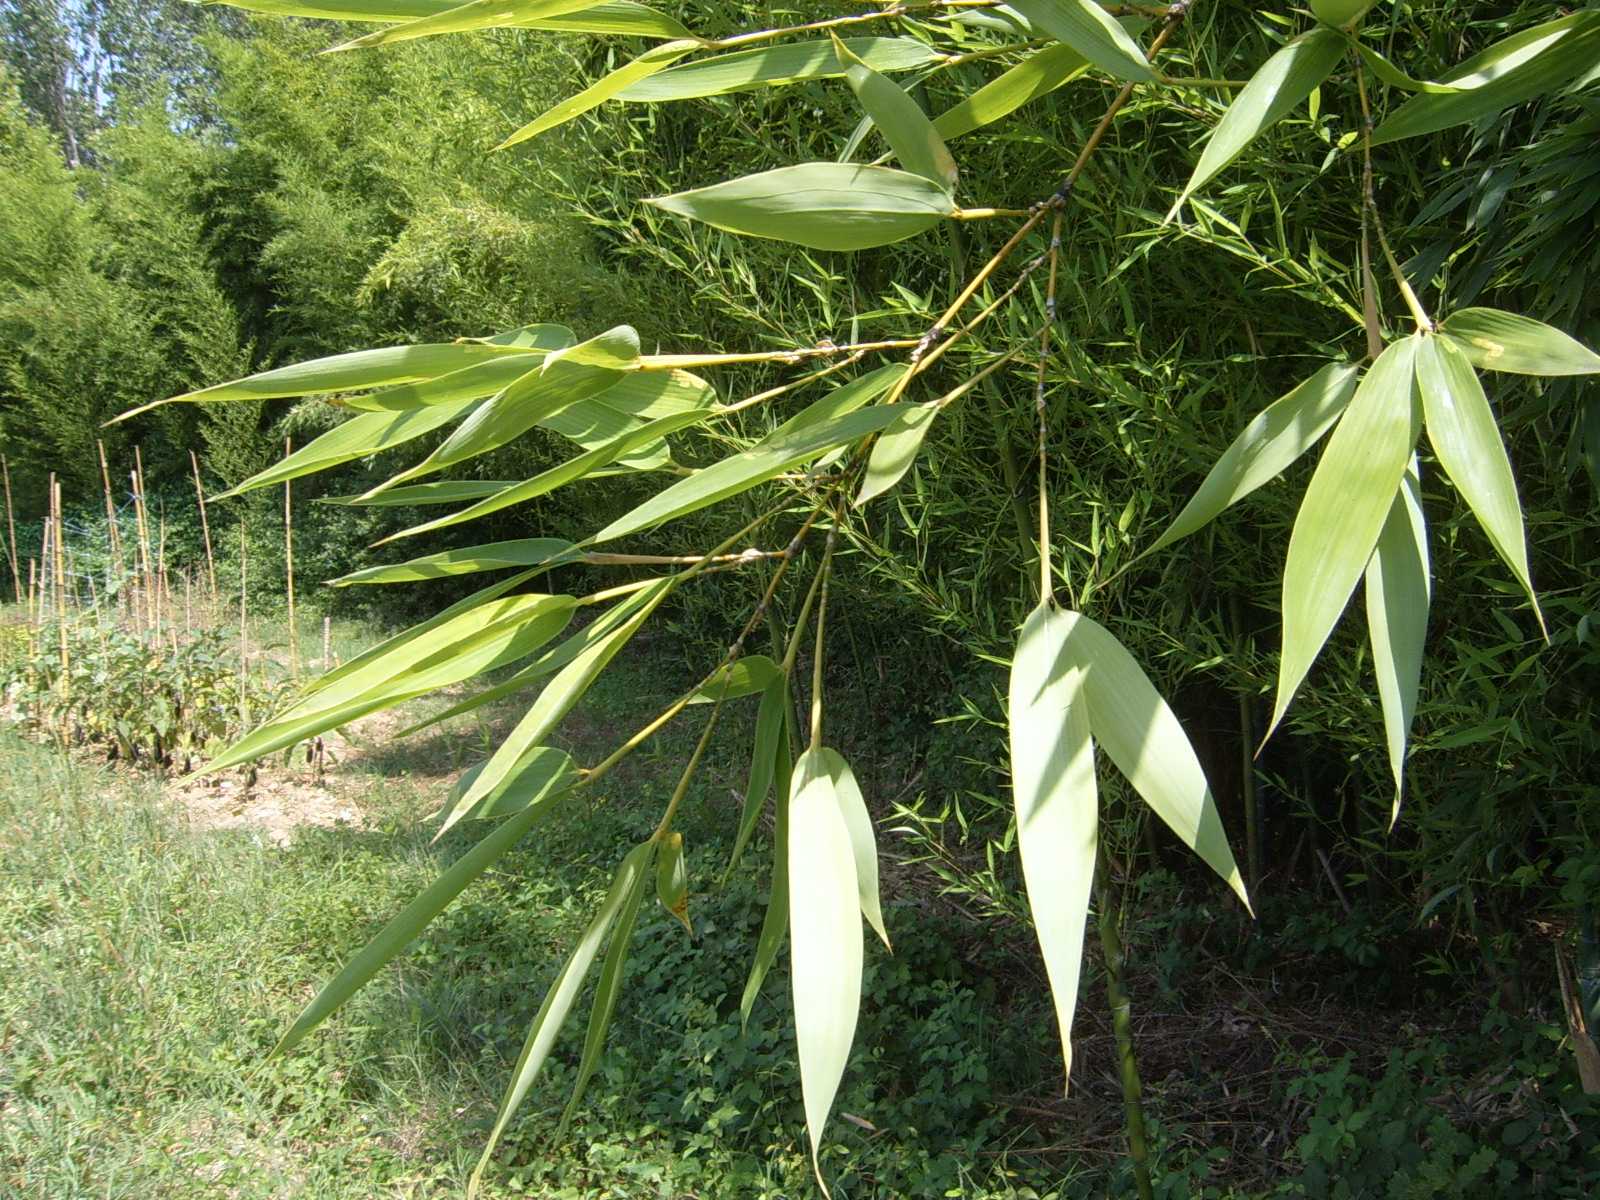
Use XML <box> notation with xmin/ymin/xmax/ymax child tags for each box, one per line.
<box><xmin>2</xmin><ymin>454</ymin><xmax>21</xmax><ymax>604</ymax></box>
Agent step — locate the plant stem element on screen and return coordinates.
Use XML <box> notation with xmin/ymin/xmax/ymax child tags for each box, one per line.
<box><xmin>1353</xmin><ymin>57</ymin><xmax>1433</xmax><ymax>333</ymax></box>
<box><xmin>1097</xmin><ymin>862</ymin><xmax>1155</xmax><ymax>1200</ymax></box>
<box><xmin>809</xmin><ymin>526</ymin><xmax>837</xmax><ymax>750</ymax></box>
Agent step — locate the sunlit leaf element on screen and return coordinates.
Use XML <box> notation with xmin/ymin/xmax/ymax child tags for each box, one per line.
<box><xmin>332</xmin><ymin>0</ymin><xmax>603</xmax><ymax>51</ymax></box>
<box><xmin>437</xmin><ymin>746</ymin><xmax>577</xmax><ymax>827</ymax></box>
<box><xmin>812</xmin><ymin>748</ymin><xmax>889</xmax><ymax>951</ymax></box>
<box><xmin>320</xmin><ymin>480</ymin><xmax>516</xmax><ymax>507</ymax></box>
<box><xmin>332</xmin><ymin>538</ymin><xmax>580</xmax><ymax>586</ymax></box>
<box><xmin>655</xmin><ymin>832</ymin><xmax>691</xmax><ymax>934</ymax></box>
<box><xmin>1008</xmin><ymin>602</ymin><xmax>1097</xmax><ymax>1091</ymax></box>
<box><xmin>617</xmin><ymin>37</ymin><xmax>939</xmax><ymax>102</ymax></box>
<box><xmin>834</xmin><ymin>35</ymin><xmax>956</xmax><ymax>190</ymax></box>
<box><xmin>1364</xmin><ymin>462</ymin><xmax>1429</xmax><ymax>825</ymax></box>
<box><xmin>1440</xmin><ymin>308</ymin><xmax>1600</xmax><ymax>377</ymax></box>
<box><xmin>933</xmin><ymin>42</ymin><xmax>1092</xmax><ymax>140</ymax></box>
<box><xmin>1271</xmin><ymin>336</ymin><xmax>1421</xmax><ymax>738</ymax></box>
<box><xmin>1145</xmin><ymin>363</ymin><xmax>1360</xmax><ymax>556</ymax></box>
<box><xmin>201</xmin><ymin>0</ymin><xmax>692</xmax><ymax>37</ymax></box>
<box><xmin>647</xmin><ymin>163</ymin><xmax>955</xmax><ymax>251</ymax></box>
<box><xmin>339</xmin><ymin>351</ymin><xmax>569</xmax><ymax>413</ymax></box>
<box><xmin>498</xmin><ymin>39</ymin><xmax>698</xmax><ymax>148</ymax></box>
<box><xmin>855</xmin><ymin>401</ymin><xmax>939</xmax><ymax>506</ymax></box>
<box><xmin>727</xmin><ymin>674</ymin><xmax>788</xmax><ymax>875</ymax></box>
<box><xmin>689</xmin><ymin>655</ymin><xmax>782</xmax><ymax>704</ymax></box>
<box><xmin>1416</xmin><ymin>334</ymin><xmax>1543</xmax><ymax>630</ymax></box>
<box><xmin>1006</xmin><ymin>0</ymin><xmax>1154</xmax><ymax>82</ymax></box>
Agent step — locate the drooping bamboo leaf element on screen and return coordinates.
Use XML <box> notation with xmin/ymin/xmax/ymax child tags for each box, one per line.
<box><xmin>1060</xmin><ymin>611</ymin><xmax>1250</xmax><ymax>908</ymax></box>
<box><xmin>1008</xmin><ymin>602</ymin><xmax>1097</xmax><ymax>1092</ymax></box>
<box><xmin>646</xmin><ymin>163</ymin><xmax>955</xmax><ymax>251</ymax></box>
<box><xmin>834</xmin><ymin>35</ymin><xmax>956</xmax><ymax>190</ymax></box>
<box><xmin>332</xmin><ymin>538</ymin><xmax>581</xmax><ymax>586</ymax></box>
<box><xmin>616</xmin><ymin>37</ymin><xmax>940</xmax><ymax>102</ymax></box>
<box><xmin>1349</xmin><ymin>40</ymin><xmax>1461</xmax><ymax>94</ymax></box>
<box><xmin>339</xmin><ymin>351</ymin><xmax>569</xmax><ymax>413</ymax></box>
<box><xmin>1006</xmin><ymin>0</ymin><xmax>1154</xmax><ymax>82</ymax></box>
<box><xmin>384</xmin><ymin>409</ymin><xmax>711</xmax><ymax>542</ymax></box>
<box><xmin>436</xmin><ymin>746</ymin><xmax>577</xmax><ymax>828</ymax></box>
<box><xmin>1364</xmin><ymin>462</ymin><xmax>1429</xmax><ymax>826</ymax></box>
<box><xmin>1371</xmin><ymin>13</ymin><xmax>1600</xmax><ymax>145</ymax></box>
<box><xmin>1145</xmin><ymin>363</ymin><xmax>1360</xmax><ymax>556</ymax></box>
<box><xmin>655</xmin><ymin>832</ymin><xmax>691</xmax><ymax>934</ymax></box>
<box><xmin>772</xmin><ymin>364</ymin><xmax>909</xmax><ymax>438</ymax></box>
<box><xmin>787</xmin><ymin>745</ymin><xmax>864</xmax><ymax>1193</ymax></box>
<box><xmin>932</xmin><ymin>42</ymin><xmax>1092</xmax><ymax>140</ymax></box>
<box><xmin>1416</xmin><ymin>334</ymin><xmax>1543</xmax><ymax>630</ymax></box>
<box><xmin>201</xmin><ymin>0</ymin><xmax>692</xmax><ymax>37</ymax></box>
<box><xmin>1440</xmin><ymin>308</ymin><xmax>1600</xmax><ymax>377</ymax></box>
<box><xmin>740</xmin><ymin>709</ymin><xmax>793</xmax><ymax>1030</ymax></box>
<box><xmin>688</xmin><ymin>655</ymin><xmax>782</xmax><ymax>704</ymax></box>
<box><xmin>1270</xmin><ymin>337</ymin><xmax>1421</xmax><ymax>738</ymax></box>
<box><xmin>813</xmin><ymin>747</ymin><xmax>889</xmax><ymax>950</ymax></box>
<box><xmin>320</xmin><ymin>480</ymin><xmax>517</xmax><ymax>507</ymax></box>
<box><xmin>727</xmin><ymin>674</ymin><xmax>787</xmax><ymax>876</ymax></box>
<box><xmin>274</xmin><ymin>784</ymin><xmax>573</xmax><ymax>1056</ymax></box>
<box><xmin>452</xmin><ymin>581</ymin><xmax>672</xmax><ymax>815</ymax></box>
<box><xmin>332</xmin><ymin>0</ymin><xmax>602</xmax><ymax>51</ymax></box>
<box><xmin>855</xmin><ymin>401</ymin><xmax>939</xmax><ymax>506</ymax></box>
<box><xmin>592</xmin><ymin>403</ymin><xmax>915</xmax><ymax>544</ymax></box>
<box><xmin>498</xmin><ymin>39</ymin><xmax>698</xmax><ymax>148</ymax></box>
<box><xmin>1171</xmin><ymin>27</ymin><xmax>1345</xmax><ymax>214</ymax></box>
<box><xmin>469</xmin><ymin>842</ymin><xmax>653</xmax><ymax>1199</ymax></box>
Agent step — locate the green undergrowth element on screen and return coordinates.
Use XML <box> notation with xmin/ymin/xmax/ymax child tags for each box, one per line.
<box><xmin>3</xmin><ymin>642</ymin><xmax>1595</xmax><ymax>1199</ymax></box>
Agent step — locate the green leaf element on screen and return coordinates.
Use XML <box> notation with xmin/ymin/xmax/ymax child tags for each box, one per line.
<box><xmin>1416</xmin><ymin>334</ymin><xmax>1543</xmax><ymax>630</ymax></box>
<box><xmin>1371</xmin><ymin>14</ymin><xmax>1600</xmax><ymax>145</ymax></box>
<box><xmin>787</xmin><ymin>745</ymin><xmax>864</xmax><ymax>1193</ymax></box>
<box><xmin>332</xmin><ymin>0</ymin><xmax>602</xmax><ymax>50</ymax></box>
<box><xmin>383</xmin><ymin>409</ymin><xmax>711</xmax><ymax>542</ymax></box>
<box><xmin>1005</xmin><ymin>0</ymin><xmax>1154</xmax><ymax>83</ymax></box>
<box><xmin>1008</xmin><ymin>602</ymin><xmax>1097</xmax><ymax>1091</ymax></box>
<box><xmin>772</xmin><ymin>364</ymin><xmax>908</xmax><ymax>438</ymax></box>
<box><xmin>557</xmin><ymin>846</ymin><xmax>649</xmax><ymax>1139</ymax></box>
<box><xmin>617</xmin><ymin>37</ymin><xmax>939</xmax><ymax>102</ymax></box>
<box><xmin>320</xmin><ymin>480</ymin><xmax>517</xmax><ymax>508</ymax></box>
<box><xmin>834</xmin><ymin>35</ymin><xmax>956</xmax><ymax>190</ymax></box>
<box><xmin>469</xmin><ymin>842</ymin><xmax>653</xmax><ymax>1199</ymax></box>
<box><xmin>740</xmin><ymin>709</ymin><xmax>793</xmax><ymax>1031</ymax></box>
<box><xmin>1439</xmin><ymin>308</ymin><xmax>1600</xmax><ymax>377</ymax></box>
<box><xmin>1364</xmin><ymin>463</ymin><xmax>1429</xmax><ymax>826</ymax></box>
<box><xmin>338</xmin><ymin>350</ymin><xmax>569</xmax><ymax>413</ymax></box>
<box><xmin>592</xmin><ymin>402</ymin><xmax>916</xmax><ymax>544</ymax></box>
<box><xmin>1349</xmin><ymin>40</ymin><xmax>1461</xmax><ymax>94</ymax></box>
<box><xmin>932</xmin><ymin>42</ymin><xmax>1092</xmax><ymax>140</ymax></box>
<box><xmin>647</xmin><ymin>163</ymin><xmax>955</xmax><ymax>251</ymax></box>
<box><xmin>452</xmin><ymin>581</ymin><xmax>672</xmax><ymax>816</ymax></box>
<box><xmin>274</xmin><ymin>784</ymin><xmax>572</xmax><ymax>1057</ymax></box>
<box><xmin>812</xmin><ymin>747</ymin><xmax>889</xmax><ymax>951</ymax></box>
<box><xmin>655</xmin><ymin>832</ymin><xmax>691</xmax><ymax>934</ymax></box>
<box><xmin>1271</xmin><ymin>337</ymin><xmax>1421</xmax><ymax>738</ymax></box>
<box><xmin>689</xmin><ymin>655</ymin><xmax>782</xmax><ymax>704</ymax></box>
<box><xmin>437</xmin><ymin>746</ymin><xmax>577</xmax><ymax>827</ymax></box>
<box><xmin>1145</xmin><ymin>363</ymin><xmax>1360</xmax><ymax>556</ymax></box>
<box><xmin>1171</xmin><ymin>28</ymin><xmax>1345</xmax><ymax>214</ymax></box>
<box><xmin>332</xmin><ymin>538</ymin><xmax>580</xmax><ymax>586</ymax></box>
<box><xmin>200</xmin><ymin>0</ymin><xmax>692</xmax><ymax>38</ymax></box>
<box><xmin>498</xmin><ymin>39</ymin><xmax>698</xmax><ymax>148</ymax></box>
<box><xmin>855</xmin><ymin>401</ymin><xmax>939</xmax><ymax>506</ymax></box>
<box><xmin>1060</xmin><ymin>611</ymin><xmax>1250</xmax><ymax>909</ymax></box>
<box><xmin>727</xmin><ymin>674</ymin><xmax>788</xmax><ymax>876</ymax></box>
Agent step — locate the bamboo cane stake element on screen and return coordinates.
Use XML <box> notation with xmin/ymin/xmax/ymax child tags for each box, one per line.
<box><xmin>155</xmin><ymin>516</ymin><xmax>169</xmax><ymax>646</ymax></box>
<box><xmin>52</xmin><ymin>477</ymin><xmax>68</xmax><ymax>684</ymax></box>
<box><xmin>130</xmin><ymin>467</ymin><xmax>153</xmax><ymax>636</ymax></box>
<box><xmin>284</xmin><ymin>437</ymin><xmax>298</xmax><ymax>677</ymax></box>
<box><xmin>190</xmin><ymin>450</ymin><xmax>217</xmax><ymax>602</ymax></box>
<box><xmin>2</xmin><ymin>455</ymin><xmax>20</xmax><ymax>604</ymax></box>
<box><xmin>238</xmin><ymin>521</ymin><xmax>249</xmax><ymax>717</ymax></box>
<box><xmin>97</xmin><ymin>440</ymin><xmax>125</xmax><ymax>589</ymax></box>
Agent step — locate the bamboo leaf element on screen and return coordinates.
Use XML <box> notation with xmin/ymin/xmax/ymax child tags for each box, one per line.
<box><xmin>646</xmin><ymin>163</ymin><xmax>955</xmax><ymax>251</ymax></box>
<box><xmin>320</xmin><ymin>480</ymin><xmax>517</xmax><ymax>508</ymax></box>
<box><xmin>855</xmin><ymin>401</ymin><xmax>939</xmax><ymax>506</ymax></box>
<box><xmin>655</xmin><ymin>832</ymin><xmax>691</xmax><ymax>934</ymax></box>
<box><xmin>200</xmin><ymin>0</ymin><xmax>692</xmax><ymax>37</ymax></box>
<box><xmin>339</xmin><ymin>351</ymin><xmax>568</xmax><ymax>413</ymax></box>
<box><xmin>1006</xmin><ymin>0</ymin><xmax>1154</xmax><ymax>82</ymax></box>
<box><xmin>1271</xmin><ymin>337</ymin><xmax>1421</xmax><ymax>738</ymax></box>
<box><xmin>1416</xmin><ymin>334</ymin><xmax>1543</xmax><ymax>630</ymax></box>
<box><xmin>1364</xmin><ymin>463</ymin><xmax>1429</xmax><ymax>826</ymax></box>
<box><xmin>740</xmin><ymin>709</ymin><xmax>793</xmax><ymax>1030</ymax></box>
<box><xmin>469</xmin><ymin>842</ymin><xmax>653</xmax><ymax>1199</ymax></box>
<box><xmin>437</xmin><ymin>746</ymin><xmax>577</xmax><ymax>827</ymax></box>
<box><xmin>787</xmin><ymin>746</ymin><xmax>864</xmax><ymax>1193</ymax></box>
<box><xmin>1008</xmin><ymin>602</ymin><xmax>1097</xmax><ymax>1092</ymax></box>
<box><xmin>932</xmin><ymin>42</ymin><xmax>1092</xmax><ymax>140</ymax></box>
<box><xmin>1371</xmin><ymin>14</ymin><xmax>1600</xmax><ymax>145</ymax></box>
<box><xmin>688</xmin><ymin>655</ymin><xmax>782</xmax><ymax>704</ymax></box>
<box><xmin>834</xmin><ymin>35</ymin><xmax>956</xmax><ymax>190</ymax></box>
<box><xmin>617</xmin><ymin>37</ymin><xmax>939</xmax><ymax>102</ymax></box>
<box><xmin>813</xmin><ymin>747</ymin><xmax>889</xmax><ymax>951</ymax></box>
<box><xmin>1171</xmin><ymin>28</ymin><xmax>1345</xmax><ymax>214</ymax></box>
<box><xmin>274</xmin><ymin>785</ymin><xmax>572</xmax><ymax>1057</ymax></box>
<box><xmin>593</xmin><ymin>402</ymin><xmax>916</xmax><ymax>544</ymax></box>
<box><xmin>332</xmin><ymin>0</ymin><xmax>602</xmax><ymax>51</ymax></box>
<box><xmin>332</xmin><ymin>538</ymin><xmax>580</xmax><ymax>586</ymax></box>
<box><xmin>1440</xmin><ymin>308</ymin><xmax>1600</xmax><ymax>377</ymax></box>
<box><xmin>1349</xmin><ymin>40</ymin><xmax>1461</xmax><ymax>94</ymax></box>
<box><xmin>772</xmin><ymin>364</ymin><xmax>908</xmax><ymax>438</ymax></box>
<box><xmin>1060</xmin><ymin>611</ymin><xmax>1250</xmax><ymax>909</ymax></box>
<box><xmin>1145</xmin><ymin>363</ymin><xmax>1360</xmax><ymax>556</ymax></box>
<box><xmin>727</xmin><ymin>674</ymin><xmax>787</xmax><ymax>876</ymax></box>
<box><xmin>498</xmin><ymin>39</ymin><xmax>698</xmax><ymax>148</ymax></box>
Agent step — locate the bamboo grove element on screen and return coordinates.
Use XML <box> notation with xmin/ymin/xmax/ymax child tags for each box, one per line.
<box><xmin>119</xmin><ymin>2</ymin><xmax>1600</xmax><ymax>1195</ymax></box>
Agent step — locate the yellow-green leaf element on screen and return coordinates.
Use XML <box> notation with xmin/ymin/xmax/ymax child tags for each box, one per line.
<box><xmin>437</xmin><ymin>745</ymin><xmax>577</xmax><ymax>827</ymax></box>
<box><xmin>201</xmin><ymin>0</ymin><xmax>691</xmax><ymax>38</ymax></box>
<box><xmin>689</xmin><ymin>655</ymin><xmax>782</xmax><ymax>704</ymax></box>
<box><xmin>332</xmin><ymin>538</ymin><xmax>580</xmax><ymax>586</ymax></box>
<box><xmin>834</xmin><ymin>35</ymin><xmax>956</xmax><ymax>190</ymax></box>
<box><xmin>498</xmin><ymin>39</ymin><xmax>698</xmax><ymax>148</ymax></box>
<box><xmin>1440</xmin><ymin>308</ymin><xmax>1600</xmax><ymax>377</ymax></box>
<box><xmin>727</xmin><ymin>674</ymin><xmax>788</xmax><ymax>876</ymax></box>
<box><xmin>616</xmin><ymin>37</ymin><xmax>939</xmax><ymax>102</ymax></box>
<box><xmin>1006</xmin><ymin>0</ymin><xmax>1154</xmax><ymax>83</ymax></box>
<box><xmin>739</xmin><ymin>701</ymin><xmax>794</xmax><ymax>1030</ymax></box>
<box><xmin>655</xmin><ymin>832</ymin><xmax>691</xmax><ymax>934</ymax></box>
<box><xmin>1271</xmin><ymin>336</ymin><xmax>1421</xmax><ymax>738</ymax></box>
<box><xmin>332</xmin><ymin>0</ymin><xmax>601</xmax><ymax>51</ymax></box>
<box><xmin>933</xmin><ymin>42</ymin><xmax>1092</xmax><ymax>140</ymax></box>
<box><xmin>855</xmin><ymin>400</ymin><xmax>939</xmax><ymax>507</ymax></box>
<box><xmin>811</xmin><ymin>747</ymin><xmax>889</xmax><ymax>951</ymax></box>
